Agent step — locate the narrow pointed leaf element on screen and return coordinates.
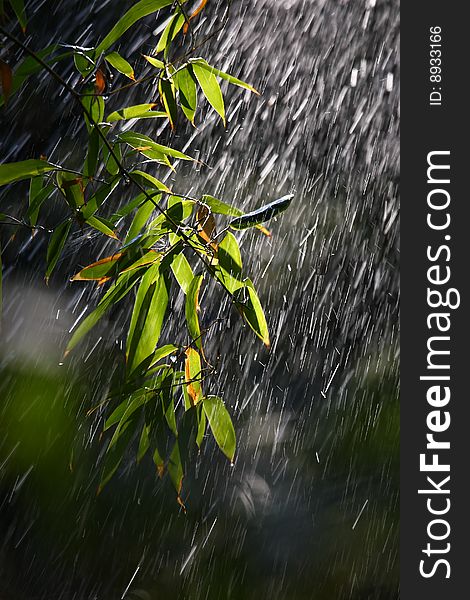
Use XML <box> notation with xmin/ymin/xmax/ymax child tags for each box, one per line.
<box><xmin>200</xmin><ymin>194</ymin><xmax>243</xmax><ymax>217</ymax></box>
<box><xmin>143</xmin><ymin>55</ymin><xmax>165</xmax><ymax>70</ymax></box>
<box><xmin>191</xmin><ymin>62</ymin><xmax>225</xmax><ymax>125</ymax></box>
<box><xmin>86</xmin><ymin>215</ymin><xmax>118</xmax><ymax>239</ymax></box>
<box><xmin>203</xmin><ymin>396</ymin><xmax>236</xmax><ymax>462</ymax></box>
<box><xmin>174</xmin><ymin>66</ymin><xmax>197</xmax><ymax>123</ymax></box>
<box><xmin>170</xmin><ymin>253</ymin><xmax>193</xmax><ymax>294</ymax></box>
<box><xmin>237</xmin><ymin>280</ymin><xmax>270</xmax><ymax>348</ymax></box>
<box><xmin>185</xmin><ymin>274</ymin><xmax>203</xmax><ymax>350</ymax></box>
<box><xmin>72</xmin><ymin>253</ymin><xmax>123</xmax><ymax>281</ymax></box>
<box><xmin>95</xmin><ymin>0</ymin><xmax>178</xmax><ymax>57</ymax></box>
<box><xmin>118</xmin><ymin>131</ymin><xmax>193</xmax><ymax>161</ymax></box>
<box><xmin>9</xmin><ymin>0</ymin><xmax>27</xmax><ymax>31</ymax></box>
<box><xmin>105</xmin><ymin>51</ymin><xmax>135</xmax><ymax>80</ymax></box>
<box><xmin>168</xmin><ymin>441</ymin><xmax>183</xmax><ymax>496</ymax></box>
<box><xmin>189</xmin><ymin>58</ymin><xmax>259</xmax><ymax>94</ymax></box>
<box><xmin>66</xmin><ymin>270</ymin><xmax>142</xmax><ymax>354</ymax></box>
<box><xmin>126</xmin><ymin>264</ymin><xmax>169</xmax><ymax>374</ymax></box>
<box><xmin>107</xmin><ymin>103</ymin><xmax>166</xmax><ymax>122</ymax></box>
<box><xmin>124</xmin><ymin>196</ymin><xmax>158</xmax><ymax>244</ymax></box>
<box><xmin>45</xmin><ymin>220</ymin><xmax>72</xmax><ymax>281</ymax></box>
<box><xmin>0</xmin><ymin>160</ymin><xmax>55</xmax><ymax>186</ymax></box>
<box><xmin>130</xmin><ymin>170</ymin><xmax>170</xmax><ymax>192</ymax></box>
<box><xmin>156</xmin><ymin>12</ymin><xmax>185</xmax><ymax>55</ymax></box>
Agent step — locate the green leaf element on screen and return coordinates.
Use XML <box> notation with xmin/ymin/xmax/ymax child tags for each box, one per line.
<box><xmin>217</xmin><ymin>231</ymin><xmax>243</xmax><ymax>294</ymax></box>
<box><xmin>104</xmin><ymin>51</ymin><xmax>135</xmax><ymax>80</ymax></box>
<box><xmin>229</xmin><ymin>194</ymin><xmax>293</xmax><ymax>230</ymax></box>
<box><xmin>72</xmin><ymin>252</ymin><xmax>123</xmax><ymax>281</ymax></box>
<box><xmin>66</xmin><ymin>270</ymin><xmax>142</xmax><ymax>355</ymax></box>
<box><xmin>189</xmin><ymin>58</ymin><xmax>259</xmax><ymax>95</ymax></box>
<box><xmin>107</xmin><ymin>103</ymin><xmax>166</xmax><ymax>122</ymax></box>
<box><xmin>126</xmin><ymin>264</ymin><xmax>169</xmax><ymax>374</ymax></box>
<box><xmin>200</xmin><ymin>194</ymin><xmax>243</xmax><ymax>217</ymax></box>
<box><xmin>118</xmin><ymin>131</ymin><xmax>193</xmax><ymax>161</ymax></box>
<box><xmin>124</xmin><ymin>196</ymin><xmax>158</xmax><ymax>244</ymax></box>
<box><xmin>184</xmin><ymin>347</ymin><xmax>203</xmax><ymax>407</ymax></box>
<box><xmin>174</xmin><ymin>66</ymin><xmax>197</xmax><ymax>123</ymax></box>
<box><xmin>156</xmin><ymin>12</ymin><xmax>185</xmax><ymax>57</ymax></box>
<box><xmin>56</xmin><ymin>171</ymin><xmax>84</xmax><ymax>209</ymax></box>
<box><xmin>98</xmin><ymin>412</ymin><xmax>138</xmax><ymax>493</ymax></box>
<box><xmin>130</xmin><ymin>170</ymin><xmax>171</xmax><ymax>193</ymax></box>
<box><xmin>0</xmin><ymin>160</ymin><xmax>55</xmax><ymax>187</ymax></box>
<box><xmin>83</xmin><ymin>127</ymin><xmax>100</xmax><ymax>179</ymax></box>
<box><xmin>196</xmin><ymin>405</ymin><xmax>206</xmax><ymax>448</ymax></box>
<box><xmin>237</xmin><ymin>280</ymin><xmax>270</xmax><ymax>348</ymax></box>
<box><xmin>45</xmin><ymin>219</ymin><xmax>72</xmax><ymax>281</ymax></box>
<box><xmin>86</xmin><ymin>215</ymin><xmax>118</xmax><ymax>239</ymax></box>
<box><xmin>203</xmin><ymin>396</ymin><xmax>236</xmax><ymax>462</ymax></box>
<box><xmin>9</xmin><ymin>0</ymin><xmax>27</xmax><ymax>31</ymax></box>
<box><xmin>28</xmin><ymin>180</ymin><xmax>54</xmax><ymax>226</ymax></box>
<box><xmin>0</xmin><ymin>241</ymin><xmax>3</xmax><ymax>320</ymax></box>
<box><xmin>159</xmin><ymin>76</ymin><xmax>178</xmax><ymax>129</ymax></box>
<box><xmin>170</xmin><ymin>252</ymin><xmax>193</xmax><ymax>294</ymax></box>
<box><xmin>95</xmin><ymin>0</ymin><xmax>178</xmax><ymax>57</ymax></box>
<box><xmin>185</xmin><ymin>273</ymin><xmax>203</xmax><ymax>351</ymax></box>
<box><xmin>81</xmin><ymin>92</ymin><xmax>105</xmax><ymax>129</ymax></box>
<box><xmin>137</xmin><ymin>426</ymin><xmax>150</xmax><ymax>462</ymax></box>
<box><xmin>143</xmin><ymin>55</ymin><xmax>165</xmax><ymax>70</ymax></box>
<box><xmin>149</xmin><ymin>344</ymin><xmax>179</xmax><ymax>367</ymax></box>
<box><xmin>168</xmin><ymin>441</ymin><xmax>183</xmax><ymax>496</ymax></box>
<box><xmin>80</xmin><ymin>176</ymin><xmax>120</xmax><ymax>220</ymax></box>
<box><xmin>191</xmin><ymin>62</ymin><xmax>225</xmax><ymax>125</ymax></box>
<box><xmin>74</xmin><ymin>50</ymin><xmax>95</xmax><ymax>77</ymax></box>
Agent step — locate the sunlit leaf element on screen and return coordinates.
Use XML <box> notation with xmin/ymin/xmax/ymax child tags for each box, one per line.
<box><xmin>200</xmin><ymin>194</ymin><xmax>243</xmax><ymax>217</ymax></box>
<box><xmin>56</xmin><ymin>172</ymin><xmax>84</xmax><ymax>209</ymax></box>
<box><xmin>156</xmin><ymin>12</ymin><xmax>185</xmax><ymax>57</ymax></box>
<box><xmin>142</xmin><ymin>54</ymin><xmax>165</xmax><ymax>70</ymax></box>
<box><xmin>72</xmin><ymin>253</ymin><xmax>123</xmax><ymax>281</ymax></box>
<box><xmin>45</xmin><ymin>219</ymin><xmax>72</xmax><ymax>281</ymax></box>
<box><xmin>95</xmin><ymin>0</ymin><xmax>179</xmax><ymax>57</ymax></box>
<box><xmin>0</xmin><ymin>58</ymin><xmax>12</xmax><ymax>104</ymax></box>
<box><xmin>104</xmin><ymin>143</ymin><xmax>122</xmax><ymax>175</ymax></box>
<box><xmin>191</xmin><ymin>62</ymin><xmax>225</xmax><ymax>125</ymax></box>
<box><xmin>189</xmin><ymin>57</ymin><xmax>260</xmax><ymax>95</ymax></box>
<box><xmin>118</xmin><ymin>131</ymin><xmax>193</xmax><ymax>161</ymax></box>
<box><xmin>236</xmin><ymin>279</ymin><xmax>270</xmax><ymax>348</ymax></box>
<box><xmin>126</xmin><ymin>263</ymin><xmax>169</xmax><ymax>374</ymax></box>
<box><xmin>119</xmin><ymin>250</ymin><xmax>161</xmax><ymax>274</ymax></box>
<box><xmin>107</xmin><ymin>103</ymin><xmax>166</xmax><ymax>122</ymax></box>
<box><xmin>105</xmin><ymin>51</ymin><xmax>135</xmax><ymax>80</ymax></box>
<box><xmin>130</xmin><ymin>170</ymin><xmax>171</xmax><ymax>193</ymax></box>
<box><xmin>74</xmin><ymin>50</ymin><xmax>95</xmax><ymax>78</ymax></box>
<box><xmin>174</xmin><ymin>66</ymin><xmax>197</xmax><ymax>123</ymax></box>
<box><xmin>0</xmin><ymin>159</ymin><xmax>55</xmax><ymax>187</ymax></box>
<box><xmin>80</xmin><ymin>176</ymin><xmax>120</xmax><ymax>220</ymax></box>
<box><xmin>170</xmin><ymin>252</ymin><xmax>193</xmax><ymax>294</ymax></box>
<box><xmin>185</xmin><ymin>274</ymin><xmax>203</xmax><ymax>351</ymax></box>
<box><xmin>149</xmin><ymin>344</ymin><xmax>179</xmax><ymax>368</ymax></box>
<box><xmin>203</xmin><ymin>396</ymin><xmax>236</xmax><ymax>462</ymax></box>
<box><xmin>86</xmin><ymin>215</ymin><xmax>118</xmax><ymax>239</ymax></box>
<box><xmin>184</xmin><ymin>347</ymin><xmax>202</xmax><ymax>406</ymax></box>
<box><xmin>229</xmin><ymin>194</ymin><xmax>293</xmax><ymax>230</ymax></box>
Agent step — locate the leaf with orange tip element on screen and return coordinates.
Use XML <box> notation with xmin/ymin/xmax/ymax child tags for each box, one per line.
<box><xmin>255</xmin><ymin>224</ymin><xmax>272</xmax><ymax>237</ymax></box>
<box><xmin>0</xmin><ymin>59</ymin><xmax>12</xmax><ymax>105</ymax></box>
<box><xmin>183</xmin><ymin>0</ymin><xmax>208</xmax><ymax>35</ymax></box>
<box><xmin>72</xmin><ymin>253</ymin><xmax>123</xmax><ymax>281</ymax></box>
